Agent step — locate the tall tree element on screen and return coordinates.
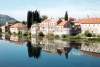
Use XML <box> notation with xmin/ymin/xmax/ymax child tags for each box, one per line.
<box><xmin>34</xmin><ymin>10</ymin><xmax>41</xmax><ymax>23</ymax></box>
<box><xmin>32</xmin><ymin>11</ymin><xmax>35</xmax><ymax>23</ymax></box>
<box><xmin>27</xmin><ymin>11</ymin><xmax>32</xmax><ymax>29</ymax></box>
<box><xmin>65</xmin><ymin>11</ymin><xmax>68</xmax><ymax>21</ymax></box>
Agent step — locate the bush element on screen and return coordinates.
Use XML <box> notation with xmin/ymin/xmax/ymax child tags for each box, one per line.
<box><xmin>84</xmin><ymin>30</ymin><xmax>92</xmax><ymax>37</ymax></box>
<box><xmin>23</xmin><ymin>32</ymin><xmax>28</xmax><ymax>36</ymax></box>
<box><xmin>72</xmin><ymin>35</ymin><xmax>81</xmax><ymax>39</ymax></box>
<box><xmin>54</xmin><ymin>35</ymin><xmax>59</xmax><ymax>38</ymax></box>
<box><xmin>61</xmin><ymin>34</ymin><xmax>66</xmax><ymax>38</ymax></box>
<box><xmin>38</xmin><ymin>32</ymin><xmax>44</xmax><ymax>36</ymax></box>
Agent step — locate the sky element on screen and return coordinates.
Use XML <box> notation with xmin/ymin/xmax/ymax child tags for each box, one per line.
<box><xmin>0</xmin><ymin>0</ymin><xmax>100</xmax><ymax>21</ymax></box>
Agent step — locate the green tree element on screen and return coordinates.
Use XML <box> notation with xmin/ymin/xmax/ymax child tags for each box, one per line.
<box><xmin>84</xmin><ymin>30</ymin><xmax>92</xmax><ymax>37</ymax></box>
<box><xmin>34</xmin><ymin>10</ymin><xmax>41</xmax><ymax>23</ymax></box>
<box><xmin>41</xmin><ymin>15</ymin><xmax>48</xmax><ymax>21</ymax></box>
<box><xmin>27</xmin><ymin>11</ymin><xmax>32</xmax><ymax>29</ymax></box>
<box><xmin>65</xmin><ymin>11</ymin><xmax>68</xmax><ymax>21</ymax></box>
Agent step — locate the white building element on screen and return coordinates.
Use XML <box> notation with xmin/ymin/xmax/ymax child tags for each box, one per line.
<box><xmin>54</xmin><ymin>21</ymin><xmax>71</xmax><ymax>36</ymax></box>
<box><xmin>10</xmin><ymin>23</ymin><xmax>27</xmax><ymax>34</ymax></box>
<box><xmin>39</xmin><ymin>19</ymin><xmax>58</xmax><ymax>35</ymax></box>
<box><xmin>1</xmin><ymin>22</ymin><xmax>10</xmax><ymax>32</ymax></box>
<box><xmin>31</xmin><ymin>23</ymin><xmax>40</xmax><ymax>35</ymax></box>
<box><xmin>31</xmin><ymin>19</ymin><xmax>72</xmax><ymax>36</ymax></box>
<box><xmin>76</xmin><ymin>18</ymin><xmax>100</xmax><ymax>35</ymax></box>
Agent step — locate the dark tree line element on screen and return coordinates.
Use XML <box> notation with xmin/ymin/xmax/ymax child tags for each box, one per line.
<box><xmin>27</xmin><ymin>10</ymin><xmax>41</xmax><ymax>29</ymax></box>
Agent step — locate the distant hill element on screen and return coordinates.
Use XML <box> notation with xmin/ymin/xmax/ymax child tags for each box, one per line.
<box><xmin>0</xmin><ymin>14</ymin><xmax>16</xmax><ymax>25</ymax></box>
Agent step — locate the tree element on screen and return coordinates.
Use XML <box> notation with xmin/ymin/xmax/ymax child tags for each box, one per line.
<box><xmin>22</xmin><ymin>21</ymin><xmax>26</xmax><ymax>25</ymax></box>
<box><xmin>84</xmin><ymin>30</ymin><xmax>92</xmax><ymax>37</ymax></box>
<box><xmin>32</xmin><ymin>11</ymin><xmax>35</xmax><ymax>23</ymax></box>
<box><xmin>41</xmin><ymin>15</ymin><xmax>48</xmax><ymax>21</ymax></box>
<box><xmin>34</xmin><ymin>10</ymin><xmax>41</xmax><ymax>23</ymax></box>
<box><xmin>65</xmin><ymin>11</ymin><xmax>68</xmax><ymax>21</ymax></box>
<box><xmin>27</xmin><ymin>11</ymin><xmax>32</xmax><ymax>29</ymax></box>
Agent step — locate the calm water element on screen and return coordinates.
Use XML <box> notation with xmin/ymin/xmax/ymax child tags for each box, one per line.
<box><xmin>0</xmin><ymin>34</ymin><xmax>100</xmax><ymax>67</ymax></box>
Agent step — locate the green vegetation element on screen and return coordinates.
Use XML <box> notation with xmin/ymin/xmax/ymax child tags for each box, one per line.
<box><xmin>41</xmin><ymin>15</ymin><xmax>48</xmax><ymax>21</ymax></box>
<box><xmin>38</xmin><ymin>32</ymin><xmax>44</xmax><ymax>37</ymax></box>
<box><xmin>54</xmin><ymin>35</ymin><xmax>59</xmax><ymax>39</ymax></box>
<box><xmin>64</xmin><ymin>11</ymin><xmax>68</xmax><ymax>21</ymax></box>
<box><xmin>84</xmin><ymin>30</ymin><xmax>92</xmax><ymax>37</ymax></box>
<box><xmin>27</xmin><ymin>10</ymin><xmax>41</xmax><ymax>29</ymax></box>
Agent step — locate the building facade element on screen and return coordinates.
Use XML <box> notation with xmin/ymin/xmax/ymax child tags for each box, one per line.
<box><xmin>76</xmin><ymin>18</ymin><xmax>100</xmax><ymax>35</ymax></box>
<box><xmin>31</xmin><ymin>19</ymin><xmax>72</xmax><ymax>36</ymax></box>
<box><xmin>10</xmin><ymin>23</ymin><xmax>27</xmax><ymax>34</ymax></box>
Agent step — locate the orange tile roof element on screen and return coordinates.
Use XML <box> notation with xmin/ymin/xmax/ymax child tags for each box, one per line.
<box><xmin>76</xmin><ymin>18</ymin><xmax>100</xmax><ymax>24</ymax></box>
<box><xmin>58</xmin><ymin>21</ymin><xmax>67</xmax><ymax>26</ymax></box>
<box><xmin>10</xmin><ymin>23</ymin><xmax>26</xmax><ymax>28</ymax></box>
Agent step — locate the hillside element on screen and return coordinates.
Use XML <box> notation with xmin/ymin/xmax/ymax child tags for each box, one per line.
<box><xmin>0</xmin><ymin>14</ymin><xmax>16</xmax><ymax>25</ymax></box>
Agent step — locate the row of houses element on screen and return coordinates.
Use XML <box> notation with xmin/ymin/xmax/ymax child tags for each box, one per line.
<box><xmin>1</xmin><ymin>17</ymin><xmax>100</xmax><ymax>36</ymax></box>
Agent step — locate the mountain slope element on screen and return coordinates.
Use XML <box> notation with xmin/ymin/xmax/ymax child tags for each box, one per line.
<box><xmin>0</xmin><ymin>14</ymin><xmax>16</xmax><ymax>25</ymax></box>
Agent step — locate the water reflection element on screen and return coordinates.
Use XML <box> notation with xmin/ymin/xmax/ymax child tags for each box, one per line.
<box><xmin>27</xmin><ymin>41</ymin><xmax>42</xmax><ymax>59</ymax></box>
<box><xmin>0</xmin><ymin>34</ymin><xmax>100</xmax><ymax>59</ymax></box>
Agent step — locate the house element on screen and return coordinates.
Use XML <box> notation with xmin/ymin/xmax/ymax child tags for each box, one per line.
<box><xmin>1</xmin><ymin>22</ymin><xmax>11</xmax><ymax>33</ymax></box>
<box><xmin>31</xmin><ymin>23</ymin><xmax>40</xmax><ymax>35</ymax></box>
<box><xmin>76</xmin><ymin>18</ymin><xmax>100</xmax><ymax>35</ymax></box>
<box><xmin>10</xmin><ymin>23</ymin><xmax>27</xmax><ymax>34</ymax></box>
<box><xmin>39</xmin><ymin>19</ymin><xmax>58</xmax><ymax>35</ymax></box>
<box><xmin>54</xmin><ymin>20</ymin><xmax>71</xmax><ymax>36</ymax></box>
<box><xmin>0</xmin><ymin>20</ymin><xmax>16</xmax><ymax>33</ymax></box>
<box><xmin>31</xmin><ymin>19</ymin><xmax>72</xmax><ymax>36</ymax></box>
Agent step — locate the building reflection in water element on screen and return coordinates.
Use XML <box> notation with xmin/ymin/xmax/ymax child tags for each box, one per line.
<box><xmin>29</xmin><ymin>37</ymin><xmax>100</xmax><ymax>59</ymax></box>
<box><xmin>0</xmin><ymin>34</ymin><xmax>100</xmax><ymax>58</ymax></box>
<box><xmin>81</xmin><ymin>42</ymin><xmax>100</xmax><ymax>57</ymax></box>
<box><xmin>10</xmin><ymin>35</ymin><xmax>26</xmax><ymax>45</ymax></box>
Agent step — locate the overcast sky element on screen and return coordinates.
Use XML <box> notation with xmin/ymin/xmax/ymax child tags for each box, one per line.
<box><xmin>0</xmin><ymin>0</ymin><xmax>100</xmax><ymax>21</ymax></box>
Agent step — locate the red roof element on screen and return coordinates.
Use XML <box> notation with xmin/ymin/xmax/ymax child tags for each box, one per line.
<box><xmin>10</xmin><ymin>23</ymin><xmax>26</xmax><ymax>28</ymax></box>
<box><xmin>58</xmin><ymin>21</ymin><xmax>67</xmax><ymax>26</ymax></box>
<box><xmin>76</xmin><ymin>18</ymin><xmax>100</xmax><ymax>24</ymax></box>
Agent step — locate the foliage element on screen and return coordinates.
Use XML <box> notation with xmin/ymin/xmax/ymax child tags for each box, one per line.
<box><xmin>54</xmin><ymin>35</ymin><xmax>59</xmax><ymax>38</ymax></box>
<box><xmin>22</xmin><ymin>21</ymin><xmax>27</xmax><ymax>25</ymax></box>
<box><xmin>23</xmin><ymin>31</ymin><xmax>28</xmax><ymax>36</ymax></box>
<box><xmin>65</xmin><ymin>11</ymin><xmax>68</xmax><ymax>21</ymax></box>
<box><xmin>27</xmin><ymin>11</ymin><xmax>32</xmax><ymax>29</ymax></box>
<box><xmin>41</xmin><ymin>15</ymin><xmax>48</xmax><ymax>21</ymax></box>
<box><xmin>38</xmin><ymin>32</ymin><xmax>44</xmax><ymax>36</ymax></box>
<box><xmin>27</xmin><ymin>10</ymin><xmax>41</xmax><ymax>29</ymax></box>
<box><xmin>72</xmin><ymin>35</ymin><xmax>81</xmax><ymax>39</ymax></box>
<box><xmin>61</xmin><ymin>34</ymin><xmax>67</xmax><ymax>38</ymax></box>
<box><xmin>84</xmin><ymin>30</ymin><xmax>92</xmax><ymax>37</ymax></box>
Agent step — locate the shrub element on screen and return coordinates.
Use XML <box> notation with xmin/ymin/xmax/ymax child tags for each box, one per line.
<box><xmin>61</xmin><ymin>34</ymin><xmax>66</xmax><ymax>38</ymax></box>
<box><xmin>84</xmin><ymin>30</ymin><xmax>92</xmax><ymax>37</ymax></box>
<box><xmin>54</xmin><ymin>35</ymin><xmax>59</xmax><ymax>38</ymax></box>
<box><xmin>23</xmin><ymin>31</ymin><xmax>28</xmax><ymax>36</ymax></box>
<box><xmin>38</xmin><ymin>32</ymin><xmax>44</xmax><ymax>36</ymax></box>
<box><xmin>72</xmin><ymin>34</ymin><xmax>81</xmax><ymax>39</ymax></box>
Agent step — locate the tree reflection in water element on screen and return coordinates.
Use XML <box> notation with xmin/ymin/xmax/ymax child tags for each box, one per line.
<box><xmin>27</xmin><ymin>41</ymin><xmax>42</xmax><ymax>59</ymax></box>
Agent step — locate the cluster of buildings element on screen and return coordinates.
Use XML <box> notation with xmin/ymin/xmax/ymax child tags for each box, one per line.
<box><xmin>1</xmin><ymin>17</ymin><xmax>100</xmax><ymax>36</ymax></box>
